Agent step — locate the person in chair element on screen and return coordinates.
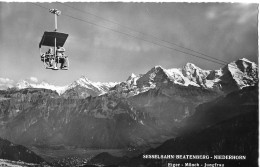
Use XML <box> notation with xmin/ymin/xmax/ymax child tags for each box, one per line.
<box><xmin>56</xmin><ymin>46</ymin><xmax>68</xmax><ymax>69</ymax></box>
<box><xmin>41</xmin><ymin>48</ymin><xmax>54</xmax><ymax>68</ymax></box>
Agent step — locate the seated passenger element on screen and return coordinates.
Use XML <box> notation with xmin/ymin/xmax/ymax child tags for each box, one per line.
<box><xmin>46</xmin><ymin>48</ymin><xmax>53</xmax><ymax>56</ymax></box>
<box><xmin>46</xmin><ymin>48</ymin><xmax>55</xmax><ymax>68</ymax></box>
<box><xmin>56</xmin><ymin>46</ymin><xmax>68</xmax><ymax>69</ymax></box>
<box><xmin>40</xmin><ymin>53</ymin><xmax>46</xmax><ymax>62</ymax></box>
<box><xmin>41</xmin><ymin>48</ymin><xmax>54</xmax><ymax>68</ymax></box>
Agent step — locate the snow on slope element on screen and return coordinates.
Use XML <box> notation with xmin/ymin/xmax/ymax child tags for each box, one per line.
<box><xmin>165</xmin><ymin>66</ymin><xmax>202</xmax><ymax>87</ymax></box>
<box><xmin>16</xmin><ymin>80</ymin><xmax>67</xmax><ymax>95</ymax></box>
<box><xmin>158</xmin><ymin>58</ymin><xmax>257</xmax><ymax>90</ymax></box>
<box><xmin>1</xmin><ymin>58</ymin><xmax>258</xmax><ymax>96</ymax></box>
<box><xmin>112</xmin><ymin>58</ymin><xmax>258</xmax><ymax>97</ymax></box>
<box><xmin>14</xmin><ymin>76</ymin><xmax>118</xmax><ymax>96</ymax></box>
<box><xmin>66</xmin><ymin>75</ymin><xmax>119</xmax><ymax>95</ymax></box>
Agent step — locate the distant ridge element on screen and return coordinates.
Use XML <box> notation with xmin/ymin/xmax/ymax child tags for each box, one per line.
<box><xmin>0</xmin><ymin>58</ymin><xmax>258</xmax><ymax>97</ymax></box>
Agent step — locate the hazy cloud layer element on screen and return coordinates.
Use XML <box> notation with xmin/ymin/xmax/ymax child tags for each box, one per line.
<box><xmin>29</xmin><ymin>77</ymin><xmax>39</xmax><ymax>83</ymax></box>
<box><xmin>0</xmin><ymin>77</ymin><xmax>14</xmax><ymax>89</ymax></box>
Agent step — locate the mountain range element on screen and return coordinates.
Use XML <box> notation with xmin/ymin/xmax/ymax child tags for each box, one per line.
<box><xmin>0</xmin><ymin>58</ymin><xmax>258</xmax><ymax>166</ymax></box>
<box><xmin>13</xmin><ymin>76</ymin><xmax>118</xmax><ymax>97</ymax></box>
<box><xmin>86</xmin><ymin>85</ymin><xmax>259</xmax><ymax>167</ymax></box>
<box><xmin>1</xmin><ymin>58</ymin><xmax>258</xmax><ymax>97</ymax></box>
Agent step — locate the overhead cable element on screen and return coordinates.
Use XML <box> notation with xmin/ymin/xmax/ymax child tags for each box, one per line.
<box><xmin>31</xmin><ymin>3</ymin><xmax>230</xmax><ymax>67</ymax></box>
<box><xmin>58</xmin><ymin>2</ymin><xmax>228</xmax><ymax>64</ymax></box>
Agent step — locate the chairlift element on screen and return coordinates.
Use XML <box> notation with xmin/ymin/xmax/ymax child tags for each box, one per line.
<box><xmin>39</xmin><ymin>9</ymin><xmax>69</xmax><ymax>70</ymax></box>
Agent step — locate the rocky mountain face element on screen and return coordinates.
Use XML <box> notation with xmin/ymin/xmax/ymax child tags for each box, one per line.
<box><xmin>182</xmin><ymin>85</ymin><xmax>258</xmax><ymax>134</ymax></box>
<box><xmin>89</xmin><ymin>85</ymin><xmax>258</xmax><ymax>167</ymax></box>
<box><xmin>125</xmin><ymin>111</ymin><xmax>258</xmax><ymax>167</ymax></box>
<box><xmin>0</xmin><ymin>58</ymin><xmax>258</xmax><ymax>151</ymax></box>
<box><xmin>0</xmin><ymin>82</ymin><xmax>220</xmax><ymax>149</ymax></box>
<box><xmin>0</xmin><ymin>88</ymin><xmax>159</xmax><ymax>148</ymax></box>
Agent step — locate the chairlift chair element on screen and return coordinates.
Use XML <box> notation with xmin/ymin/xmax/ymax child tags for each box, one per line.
<box><xmin>39</xmin><ymin>9</ymin><xmax>69</xmax><ymax>70</ymax></box>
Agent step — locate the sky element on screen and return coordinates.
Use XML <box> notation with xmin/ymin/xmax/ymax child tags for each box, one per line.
<box><xmin>0</xmin><ymin>2</ymin><xmax>258</xmax><ymax>86</ymax></box>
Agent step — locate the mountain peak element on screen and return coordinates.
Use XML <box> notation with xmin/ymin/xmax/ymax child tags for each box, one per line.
<box><xmin>224</xmin><ymin>58</ymin><xmax>258</xmax><ymax>90</ymax></box>
<box><xmin>79</xmin><ymin>75</ymin><xmax>91</xmax><ymax>82</ymax></box>
<box><xmin>227</xmin><ymin>58</ymin><xmax>257</xmax><ymax>70</ymax></box>
<box><xmin>239</xmin><ymin>58</ymin><xmax>253</xmax><ymax>63</ymax></box>
<box><xmin>183</xmin><ymin>62</ymin><xmax>199</xmax><ymax>70</ymax></box>
<box><xmin>153</xmin><ymin>65</ymin><xmax>164</xmax><ymax>70</ymax></box>
<box><xmin>228</xmin><ymin>58</ymin><xmax>256</xmax><ymax>67</ymax></box>
<box><xmin>130</xmin><ymin>73</ymin><xmax>136</xmax><ymax>78</ymax></box>
<box><xmin>74</xmin><ymin>76</ymin><xmax>94</xmax><ymax>87</ymax></box>
<box><xmin>147</xmin><ymin>65</ymin><xmax>166</xmax><ymax>74</ymax></box>
<box><xmin>182</xmin><ymin>62</ymin><xmax>205</xmax><ymax>76</ymax></box>
<box><xmin>127</xmin><ymin>73</ymin><xmax>137</xmax><ymax>81</ymax></box>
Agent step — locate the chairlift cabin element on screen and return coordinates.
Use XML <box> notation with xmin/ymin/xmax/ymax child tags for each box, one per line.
<box><xmin>39</xmin><ymin>9</ymin><xmax>69</xmax><ymax>70</ymax></box>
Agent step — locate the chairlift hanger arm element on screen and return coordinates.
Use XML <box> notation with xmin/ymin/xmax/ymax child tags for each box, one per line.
<box><xmin>36</xmin><ymin>6</ymin><xmax>69</xmax><ymax>70</ymax></box>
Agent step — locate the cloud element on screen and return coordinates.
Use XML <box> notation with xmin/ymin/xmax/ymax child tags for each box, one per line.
<box><xmin>206</xmin><ymin>4</ymin><xmax>257</xmax><ymax>25</ymax></box>
<box><xmin>29</xmin><ymin>77</ymin><xmax>38</xmax><ymax>83</ymax></box>
<box><xmin>237</xmin><ymin>9</ymin><xmax>258</xmax><ymax>24</ymax></box>
<box><xmin>0</xmin><ymin>77</ymin><xmax>14</xmax><ymax>84</ymax></box>
<box><xmin>0</xmin><ymin>77</ymin><xmax>14</xmax><ymax>89</ymax></box>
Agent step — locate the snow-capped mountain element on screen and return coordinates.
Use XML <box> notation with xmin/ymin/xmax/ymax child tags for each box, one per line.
<box><xmin>113</xmin><ymin>58</ymin><xmax>258</xmax><ymax>96</ymax></box>
<box><xmin>0</xmin><ymin>58</ymin><xmax>258</xmax><ymax>97</ymax></box>
<box><xmin>223</xmin><ymin>58</ymin><xmax>258</xmax><ymax>89</ymax></box>
<box><xmin>13</xmin><ymin>76</ymin><xmax>118</xmax><ymax>97</ymax></box>
<box><xmin>67</xmin><ymin>75</ymin><xmax>118</xmax><ymax>94</ymax></box>
<box><xmin>62</xmin><ymin>76</ymin><xmax>119</xmax><ymax>98</ymax></box>
<box><xmin>16</xmin><ymin>80</ymin><xmax>67</xmax><ymax>95</ymax></box>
